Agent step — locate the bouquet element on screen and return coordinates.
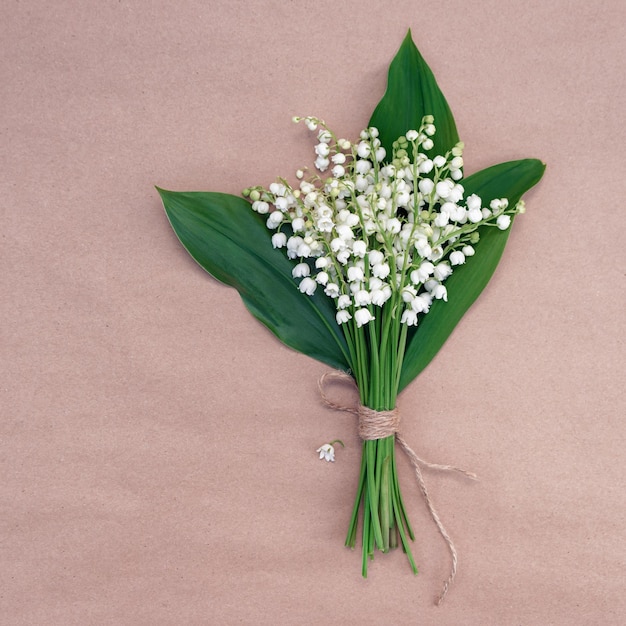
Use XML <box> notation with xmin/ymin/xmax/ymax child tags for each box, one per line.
<box><xmin>158</xmin><ymin>31</ymin><xmax>544</xmax><ymax>604</ymax></box>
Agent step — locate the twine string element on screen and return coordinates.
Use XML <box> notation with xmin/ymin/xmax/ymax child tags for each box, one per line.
<box><xmin>318</xmin><ymin>370</ymin><xmax>477</xmax><ymax>606</ymax></box>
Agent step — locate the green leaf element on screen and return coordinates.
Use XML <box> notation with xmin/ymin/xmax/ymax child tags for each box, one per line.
<box><xmin>398</xmin><ymin>158</ymin><xmax>546</xmax><ymax>391</ymax></box>
<box><xmin>158</xmin><ymin>188</ymin><xmax>351</xmax><ymax>372</ymax></box>
<box><xmin>369</xmin><ymin>30</ymin><xmax>459</xmax><ymax>157</ymax></box>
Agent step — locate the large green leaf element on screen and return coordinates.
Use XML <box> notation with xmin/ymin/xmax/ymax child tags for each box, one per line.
<box><xmin>158</xmin><ymin>188</ymin><xmax>351</xmax><ymax>371</ymax></box>
<box><xmin>369</xmin><ymin>30</ymin><xmax>459</xmax><ymax>158</ymax></box>
<box><xmin>398</xmin><ymin>158</ymin><xmax>546</xmax><ymax>391</ymax></box>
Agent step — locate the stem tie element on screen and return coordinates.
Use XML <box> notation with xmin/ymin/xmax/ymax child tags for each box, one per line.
<box><xmin>318</xmin><ymin>370</ymin><xmax>477</xmax><ymax>606</ymax></box>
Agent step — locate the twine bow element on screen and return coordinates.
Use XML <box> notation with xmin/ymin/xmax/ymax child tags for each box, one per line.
<box><xmin>318</xmin><ymin>370</ymin><xmax>477</xmax><ymax>606</ymax></box>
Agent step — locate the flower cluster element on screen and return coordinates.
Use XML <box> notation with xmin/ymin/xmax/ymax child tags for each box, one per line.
<box><xmin>243</xmin><ymin>116</ymin><xmax>524</xmax><ymax>329</ymax></box>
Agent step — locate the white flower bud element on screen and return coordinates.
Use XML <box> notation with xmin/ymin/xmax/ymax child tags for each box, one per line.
<box><xmin>418</xmin><ymin>159</ymin><xmax>434</xmax><ymax>174</ymax></box>
<box><xmin>418</xmin><ymin>178</ymin><xmax>434</xmax><ymax>196</ymax></box>
<box><xmin>435</xmin><ymin>180</ymin><xmax>452</xmax><ymax>199</ymax></box>
<box><xmin>252</xmin><ymin>200</ymin><xmax>270</xmax><ymax>214</ymax></box>
<box><xmin>356</xmin><ymin>142</ymin><xmax>371</xmax><ymax>158</ymax></box>
<box><xmin>406</xmin><ymin>129</ymin><xmax>419</xmax><ymax>141</ymax></box>
<box><xmin>497</xmin><ymin>214</ymin><xmax>511</xmax><ymax>230</ymax></box>
<box><xmin>468</xmin><ymin>207</ymin><xmax>483</xmax><ymax>223</ymax></box>
<box><xmin>462</xmin><ymin>245</ymin><xmax>475</xmax><ymax>257</ymax></box>
<box><xmin>451</xmin><ymin>156</ymin><xmax>464</xmax><ymax>169</ymax></box>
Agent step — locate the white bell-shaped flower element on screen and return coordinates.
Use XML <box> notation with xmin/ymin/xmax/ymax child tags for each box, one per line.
<box><xmin>401</xmin><ymin>309</ymin><xmax>419</xmax><ymax>326</ymax></box>
<box><xmin>271</xmin><ymin>233</ymin><xmax>287</xmax><ymax>248</ymax></box>
<box><xmin>354</xmin><ymin>290</ymin><xmax>372</xmax><ymax>306</ymax></box>
<box><xmin>450</xmin><ymin>251</ymin><xmax>466</xmax><ymax>266</ymax></box>
<box><xmin>354</xmin><ymin>308</ymin><xmax>375</xmax><ymax>328</ymax></box>
<box><xmin>336</xmin><ymin>310</ymin><xmax>352</xmax><ymax>325</ymax></box>
<box><xmin>299</xmin><ymin>277</ymin><xmax>317</xmax><ymax>295</ymax></box>
<box><xmin>292</xmin><ymin>263</ymin><xmax>310</xmax><ymax>278</ymax></box>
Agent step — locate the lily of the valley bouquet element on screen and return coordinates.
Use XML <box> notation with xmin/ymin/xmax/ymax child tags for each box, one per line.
<box><xmin>158</xmin><ymin>31</ymin><xmax>544</xmax><ymax>604</ymax></box>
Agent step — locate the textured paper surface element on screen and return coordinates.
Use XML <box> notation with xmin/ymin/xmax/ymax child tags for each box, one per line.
<box><xmin>2</xmin><ymin>1</ymin><xmax>625</xmax><ymax>623</ymax></box>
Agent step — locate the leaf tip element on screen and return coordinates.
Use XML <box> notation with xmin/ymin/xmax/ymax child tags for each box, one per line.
<box><xmin>156</xmin><ymin>186</ymin><xmax>178</xmax><ymax>204</ymax></box>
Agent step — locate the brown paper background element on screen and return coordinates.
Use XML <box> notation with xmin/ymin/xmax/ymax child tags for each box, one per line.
<box><xmin>2</xmin><ymin>1</ymin><xmax>625</xmax><ymax>624</ymax></box>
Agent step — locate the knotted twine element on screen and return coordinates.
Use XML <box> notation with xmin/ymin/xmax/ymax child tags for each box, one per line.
<box><xmin>318</xmin><ymin>371</ymin><xmax>477</xmax><ymax>606</ymax></box>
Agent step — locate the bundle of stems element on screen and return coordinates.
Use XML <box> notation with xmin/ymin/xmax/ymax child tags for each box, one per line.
<box><xmin>342</xmin><ymin>301</ymin><xmax>417</xmax><ymax>575</ymax></box>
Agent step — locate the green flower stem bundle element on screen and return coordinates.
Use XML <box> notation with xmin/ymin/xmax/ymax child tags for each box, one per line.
<box><xmin>158</xmin><ymin>30</ymin><xmax>544</xmax><ymax>603</ymax></box>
